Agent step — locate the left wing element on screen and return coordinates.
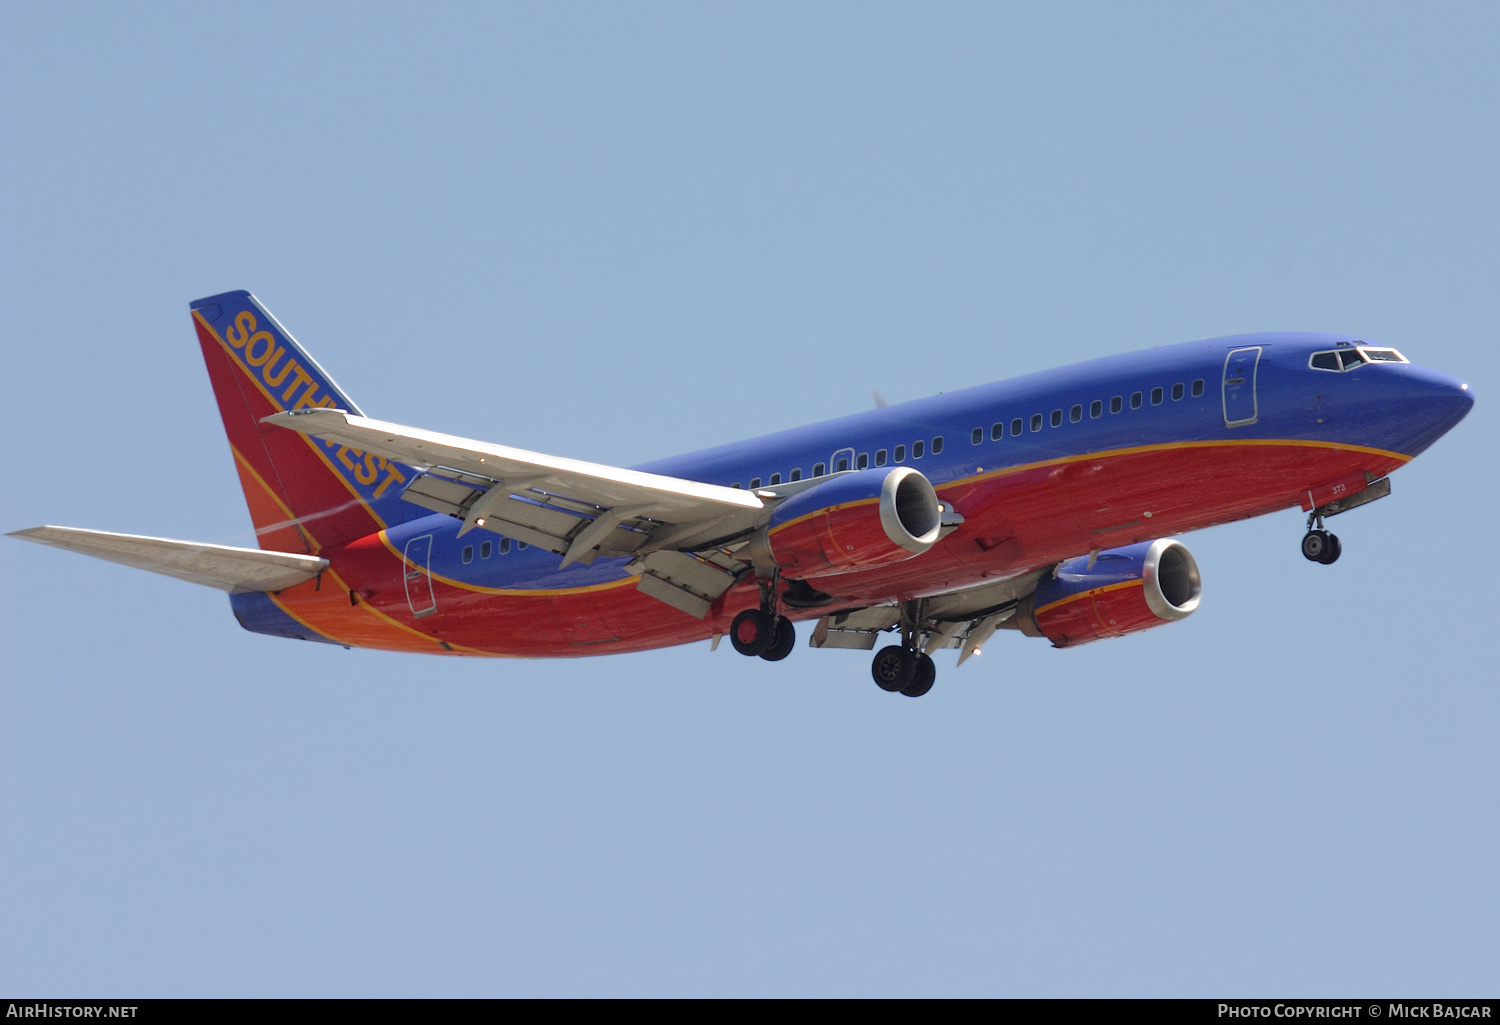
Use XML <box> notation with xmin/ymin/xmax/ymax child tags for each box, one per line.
<box><xmin>263</xmin><ymin>409</ymin><xmax>766</xmax><ymax>568</ymax></box>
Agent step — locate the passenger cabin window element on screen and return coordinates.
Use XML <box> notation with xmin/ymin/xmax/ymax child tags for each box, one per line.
<box><xmin>1172</xmin><ymin>383</ymin><xmax>1184</xmax><ymax>401</ymax></box>
<box><xmin>790</xmin><ymin>468</ymin><xmax>802</xmax><ymax>481</ymax></box>
<box><xmin>499</xmin><ymin>538</ymin><xmax>511</xmax><ymax>554</ymax></box>
<box><xmin>814</xmin><ymin>462</ymin><xmax>827</xmax><ymax>476</ymax></box>
<box><xmin>1050</xmin><ymin>409</ymin><xmax>1062</xmax><ymax>427</ymax></box>
<box><xmin>769</xmin><ymin>473</ymin><xmax>782</xmax><ymax>485</ymax></box>
<box><xmin>991</xmin><ymin>422</ymin><xmax>1004</xmax><ymax>441</ymax></box>
<box><xmin>913</xmin><ymin>441</ymin><xmax>924</xmax><ymax>459</ymax></box>
<box><xmin>1192</xmin><ymin>379</ymin><xmax>1204</xmax><ymax>396</ymax></box>
<box><xmin>1151</xmin><ymin>387</ymin><xmax>1164</xmax><ymax>405</ymax></box>
<box><xmin>1030</xmin><ymin>413</ymin><xmax>1043</xmax><ymax>432</ymax></box>
<box><xmin>1090</xmin><ymin>400</ymin><xmax>1102</xmax><ymax>418</ymax></box>
<box><xmin>462</xmin><ymin>545</ymin><xmax>474</xmax><ymax>564</ymax></box>
<box><xmin>1070</xmin><ymin>404</ymin><xmax>1083</xmax><ymax>423</ymax></box>
<box><xmin>932</xmin><ymin>437</ymin><xmax>944</xmax><ymax>454</ymax></box>
<box><xmin>971</xmin><ymin>427</ymin><xmax>983</xmax><ymax>445</ymax></box>
<box><xmin>835</xmin><ymin>457</ymin><xmax>849</xmax><ymax>472</ymax></box>
<box><xmin>481</xmin><ymin>540</ymin><xmax>492</xmax><ymax>559</ymax></box>
<box><xmin>1131</xmin><ymin>391</ymin><xmax>1143</xmax><ymax>409</ymax></box>
<box><xmin>893</xmin><ymin>446</ymin><xmax>905</xmax><ymax>463</ymax></box>
<box><xmin>1110</xmin><ymin>396</ymin><xmax>1123</xmax><ymax>413</ymax></box>
<box><xmin>750</xmin><ymin>478</ymin><xmax>762</xmax><ymax>489</ymax></box>
<box><xmin>856</xmin><ymin>453</ymin><xmax>869</xmax><ymax>470</ymax></box>
<box><xmin>875</xmin><ymin>449</ymin><xmax>887</xmax><ymax>466</ymax></box>
<box><xmin>517</xmin><ymin>541</ymin><xmax>528</xmax><ymax>550</ymax></box>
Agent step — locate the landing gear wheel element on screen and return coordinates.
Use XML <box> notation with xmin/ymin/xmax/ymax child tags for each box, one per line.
<box><xmin>730</xmin><ymin>608</ymin><xmax>774</xmax><ymax>657</ymax></box>
<box><xmin>872</xmin><ymin>645</ymin><xmax>917</xmax><ymax>692</ymax></box>
<box><xmin>901</xmin><ymin>653</ymin><xmax>936</xmax><ymax>698</ymax></box>
<box><xmin>1301</xmin><ymin>530</ymin><xmax>1333</xmax><ymax>562</ymax></box>
<box><xmin>1318</xmin><ymin>532</ymin><xmax>1342</xmax><ymax>564</ymax></box>
<box><xmin>759</xmin><ymin>617</ymin><xmax>796</xmax><ymax>662</ymax></box>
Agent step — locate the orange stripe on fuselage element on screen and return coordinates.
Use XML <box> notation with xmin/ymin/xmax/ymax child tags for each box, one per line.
<box><xmin>268</xmin><ymin>563</ymin><xmax>491</xmax><ymax>655</ymax></box>
<box><xmin>965</xmin><ymin>437</ymin><xmax>1409</xmax><ymax>490</ymax></box>
<box><xmin>766</xmin><ymin>496</ymin><xmax>880</xmax><ymax>538</ymax></box>
<box><xmin>373</xmin><ymin>529</ymin><xmax>638</xmax><ymax>598</ymax></box>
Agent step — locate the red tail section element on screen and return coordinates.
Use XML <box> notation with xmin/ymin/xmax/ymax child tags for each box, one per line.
<box><xmin>191</xmin><ymin>291</ymin><xmax>416</xmax><ymax>554</ymax></box>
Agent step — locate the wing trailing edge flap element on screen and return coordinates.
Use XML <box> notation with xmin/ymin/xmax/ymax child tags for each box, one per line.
<box><xmin>808</xmin><ymin>569</ymin><xmax>1049</xmax><ymax>662</ymax></box>
<box><xmin>810</xmin><ymin>606</ymin><xmax>901</xmax><ymax>650</ymax></box>
<box><xmin>631</xmin><ymin>550</ymin><xmax>748</xmax><ymax>619</ymax></box>
<box><xmin>8</xmin><ymin>526</ymin><xmax>328</xmax><ymax>594</ymax></box>
<box><xmin>263</xmin><ymin>409</ymin><xmax>765</xmax><ymax>563</ymax></box>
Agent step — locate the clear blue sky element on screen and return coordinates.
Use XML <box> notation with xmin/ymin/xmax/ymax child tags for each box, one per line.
<box><xmin>2</xmin><ymin>1</ymin><xmax>1496</xmax><ymax>996</ymax></box>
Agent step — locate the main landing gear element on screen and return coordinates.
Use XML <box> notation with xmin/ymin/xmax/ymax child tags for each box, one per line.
<box><xmin>727</xmin><ymin>582</ymin><xmax>940</xmax><ymax>699</ymax></box>
<box><xmin>871</xmin><ymin>645</ymin><xmax>936</xmax><ymax>698</ymax></box>
<box><xmin>1301</xmin><ymin>513</ymin><xmax>1342</xmax><ymax>565</ymax></box>
<box><xmin>730</xmin><ymin>607</ymin><xmax>796</xmax><ymax>661</ymax></box>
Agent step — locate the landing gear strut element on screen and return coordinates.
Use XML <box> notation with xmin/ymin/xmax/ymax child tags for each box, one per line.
<box><xmin>1301</xmin><ymin>513</ymin><xmax>1341</xmax><ymax>565</ymax></box>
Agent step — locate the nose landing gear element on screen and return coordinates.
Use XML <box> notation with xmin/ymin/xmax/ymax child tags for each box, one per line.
<box><xmin>1301</xmin><ymin>514</ymin><xmax>1341</xmax><ymax>564</ymax></box>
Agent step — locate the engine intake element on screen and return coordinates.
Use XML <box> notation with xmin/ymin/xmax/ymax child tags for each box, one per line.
<box><xmin>1013</xmin><ymin>539</ymin><xmax>1202</xmax><ymax>647</ymax></box>
<box><xmin>747</xmin><ymin>466</ymin><xmax>941</xmax><ymax>577</ymax></box>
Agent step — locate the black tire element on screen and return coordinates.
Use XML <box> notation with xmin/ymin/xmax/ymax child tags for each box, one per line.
<box><xmin>1318</xmin><ymin>533</ymin><xmax>1342</xmax><ymax>564</ymax></box>
<box><xmin>1301</xmin><ymin>530</ymin><xmax>1330</xmax><ymax>562</ymax></box>
<box><xmin>871</xmin><ymin>645</ymin><xmax>917</xmax><ymax>692</ymax></box>
<box><xmin>901</xmin><ymin>653</ymin><xmax>936</xmax><ymax>698</ymax></box>
<box><xmin>760</xmin><ymin>617</ymin><xmax>797</xmax><ymax>662</ymax></box>
<box><xmin>730</xmin><ymin>608</ymin><xmax>773</xmax><ymax>657</ymax></box>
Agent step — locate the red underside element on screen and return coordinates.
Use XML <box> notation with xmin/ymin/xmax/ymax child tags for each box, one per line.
<box><xmin>1034</xmin><ymin>581</ymin><xmax>1158</xmax><ymax>647</ymax></box>
<box><xmin>769</xmin><ymin>499</ymin><xmax>911</xmax><ymax>574</ymax></box>
<box><xmin>270</xmin><ymin>441</ymin><xmax>1406</xmax><ymax>656</ymax></box>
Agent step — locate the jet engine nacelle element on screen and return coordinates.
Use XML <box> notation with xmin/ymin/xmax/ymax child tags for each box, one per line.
<box><xmin>746</xmin><ymin>466</ymin><xmax>942</xmax><ymax>577</ymax></box>
<box><xmin>1013</xmin><ymin>539</ymin><xmax>1202</xmax><ymax>648</ymax></box>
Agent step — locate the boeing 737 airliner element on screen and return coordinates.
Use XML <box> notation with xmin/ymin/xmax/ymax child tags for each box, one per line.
<box><xmin>10</xmin><ymin>291</ymin><xmax>1473</xmax><ymax>697</ymax></box>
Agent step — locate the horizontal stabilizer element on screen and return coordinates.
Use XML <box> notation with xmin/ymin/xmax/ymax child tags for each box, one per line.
<box><xmin>9</xmin><ymin>526</ymin><xmax>329</xmax><ymax>594</ymax></box>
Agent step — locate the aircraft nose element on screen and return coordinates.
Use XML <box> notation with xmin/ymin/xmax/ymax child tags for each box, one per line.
<box><xmin>1391</xmin><ymin>365</ymin><xmax>1473</xmax><ymax>455</ymax></box>
<box><xmin>1413</xmin><ymin>367</ymin><xmax>1474</xmax><ymax>417</ymax></box>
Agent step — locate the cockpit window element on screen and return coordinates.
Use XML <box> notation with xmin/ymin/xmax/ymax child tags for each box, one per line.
<box><xmin>1310</xmin><ymin>346</ymin><xmax>1408</xmax><ymax>372</ymax></box>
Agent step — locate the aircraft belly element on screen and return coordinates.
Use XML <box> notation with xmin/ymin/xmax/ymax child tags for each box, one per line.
<box><xmin>291</xmin><ymin>438</ymin><xmax>1410</xmax><ymax>658</ymax></box>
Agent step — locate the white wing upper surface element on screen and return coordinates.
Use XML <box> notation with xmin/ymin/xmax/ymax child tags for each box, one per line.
<box><xmin>262</xmin><ymin>409</ymin><xmax>766</xmax><ymax>567</ymax></box>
